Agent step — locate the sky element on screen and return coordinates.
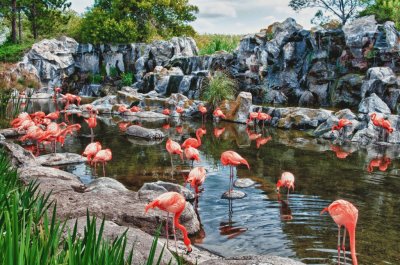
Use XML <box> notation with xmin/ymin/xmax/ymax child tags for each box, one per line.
<box><xmin>69</xmin><ymin>0</ymin><xmax>319</xmax><ymax>34</ymax></box>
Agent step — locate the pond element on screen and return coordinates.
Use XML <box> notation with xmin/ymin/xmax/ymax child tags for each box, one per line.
<box><xmin>20</xmin><ymin>99</ymin><xmax>400</xmax><ymax>264</ymax></box>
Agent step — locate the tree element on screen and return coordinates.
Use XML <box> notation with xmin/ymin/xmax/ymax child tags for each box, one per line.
<box><xmin>360</xmin><ymin>0</ymin><xmax>400</xmax><ymax>28</ymax></box>
<box><xmin>289</xmin><ymin>0</ymin><xmax>365</xmax><ymax>25</ymax></box>
<box><xmin>78</xmin><ymin>0</ymin><xmax>198</xmax><ymax>44</ymax></box>
<box><xmin>23</xmin><ymin>0</ymin><xmax>71</xmax><ymax>39</ymax></box>
<box><xmin>0</xmin><ymin>0</ymin><xmax>20</xmax><ymax>43</ymax></box>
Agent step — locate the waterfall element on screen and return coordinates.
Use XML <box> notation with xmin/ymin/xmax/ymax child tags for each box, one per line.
<box><xmin>79</xmin><ymin>84</ymin><xmax>101</xmax><ymax>97</ymax></box>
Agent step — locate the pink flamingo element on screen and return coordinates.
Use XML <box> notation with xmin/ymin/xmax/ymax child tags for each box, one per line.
<box><xmin>53</xmin><ymin>87</ymin><xmax>62</xmax><ymax>101</ymax></box>
<box><xmin>130</xmin><ymin>106</ymin><xmax>141</xmax><ymax>112</ymax></box>
<box><xmin>82</xmin><ymin>142</ymin><xmax>102</xmax><ymax>164</ymax></box>
<box><xmin>84</xmin><ymin>113</ymin><xmax>97</xmax><ymax>137</ymax></box>
<box><xmin>118</xmin><ymin>122</ymin><xmax>131</xmax><ymax>132</ymax></box>
<box><xmin>330</xmin><ymin>145</ymin><xmax>350</xmax><ymax>159</ymax></box>
<box><xmin>247</xmin><ymin>111</ymin><xmax>259</xmax><ymax>129</ymax></box>
<box><xmin>181</xmin><ymin>128</ymin><xmax>206</xmax><ymax>149</ymax></box>
<box><xmin>92</xmin><ymin>148</ymin><xmax>112</xmax><ymax>177</ymax></box>
<box><xmin>213</xmin><ymin>127</ymin><xmax>225</xmax><ymax>138</ymax></box>
<box><xmin>176</xmin><ymin>106</ymin><xmax>184</xmax><ymax>119</ymax></box>
<box><xmin>176</xmin><ymin>126</ymin><xmax>183</xmax><ymax>134</ymax></box>
<box><xmin>220</xmin><ymin>151</ymin><xmax>250</xmax><ymax>194</ymax></box>
<box><xmin>11</xmin><ymin>112</ymin><xmax>31</xmax><ymax>128</ymax></box>
<box><xmin>145</xmin><ymin>191</ymin><xmax>192</xmax><ymax>254</ymax></box>
<box><xmin>166</xmin><ymin>138</ymin><xmax>183</xmax><ymax>161</ymax></box>
<box><xmin>187</xmin><ymin>167</ymin><xmax>207</xmax><ymax>194</ymax></box>
<box><xmin>256</xmin><ymin>136</ymin><xmax>272</xmax><ymax>149</ymax></box>
<box><xmin>213</xmin><ymin>107</ymin><xmax>226</xmax><ymax>120</ymax></box>
<box><xmin>332</xmin><ymin>119</ymin><xmax>352</xmax><ymax>132</ymax></box>
<box><xmin>257</xmin><ymin>110</ymin><xmax>271</xmax><ymax>130</ymax></box>
<box><xmin>276</xmin><ymin>172</ymin><xmax>295</xmax><ymax>196</ymax></box>
<box><xmin>118</xmin><ymin>105</ymin><xmax>130</xmax><ymax>114</ymax></box>
<box><xmin>184</xmin><ymin>146</ymin><xmax>200</xmax><ymax>167</ymax></box>
<box><xmin>45</xmin><ymin>111</ymin><xmax>60</xmax><ymax>121</ymax></box>
<box><xmin>162</xmin><ymin>108</ymin><xmax>171</xmax><ymax>116</ymax></box>
<box><xmin>321</xmin><ymin>200</ymin><xmax>358</xmax><ymax>265</ymax></box>
<box><xmin>198</xmin><ymin>105</ymin><xmax>207</xmax><ymax>123</ymax></box>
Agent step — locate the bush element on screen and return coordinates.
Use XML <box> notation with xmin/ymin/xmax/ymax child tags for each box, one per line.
<box><xmin>121</xmin><ymin>72</ymin><xmax>134</xmax><ymax>86</ymax></box>
<box><xmin>195</xmin><ymin>34</ymin><xmax>241</xmax><ymax>55</ymax></box>
<box><xmin>88</xmin><ymin>73</ymin><xmax>103</xmax><ymax>84</ymax></box>
<box><xmin>0</xmin><ymin>41</ymin><xmax>34</xmax><ymax>63</ymax></box>
<box><xmin>201</xmin><ymin>71</ymin><xmax>237</xmax><ymax>107</ymax></box>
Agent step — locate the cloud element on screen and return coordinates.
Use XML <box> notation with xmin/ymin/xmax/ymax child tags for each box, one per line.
<box><xmin>192</xmin><ymin>0</ymin><xmax>237</xmax><ymax>18</ymax></box>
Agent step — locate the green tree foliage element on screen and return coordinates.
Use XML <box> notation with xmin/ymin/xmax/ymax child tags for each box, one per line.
<box><xmin>360</xmin><ymin>0</ymin><xmax>400</xmax><ymax>28</ymax></box>
<box><xmin>289</xmin><ymin>0</ymin><xmax>365</xmax><ymax>25</ymax></box>
<box><xmin>77</xmin><ymin>0</ymin><xmax>198</xmax><ymax>44</ymax></box>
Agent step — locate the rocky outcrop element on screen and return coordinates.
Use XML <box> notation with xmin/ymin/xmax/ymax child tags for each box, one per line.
<box><xmin>36</xmin><ymin>153</ymin><xmax>86</xmax><ymax>166</ymax></box>
<box><xmin>139</xmin><ymin>181</ymin><xmax>195</xmax><ymax>201</ymax></box>
<box><xmin>358</xmin><ymin>93</ymin><xmax>391</xmax><ymax>114</ymax></box>
<box><xmin>199</xmin><ymin>255</ymin><xmax>305</xmax><ymax>265</ymax></box>
<box><xmin>219</xmin><ymin>92</ymin><xmax>252</xmax><ymax>123</ymax></box>
<box><xmin>126</xmin><ymin>125</ymin><xmax>165</xmax><ymax>140</ymax></box>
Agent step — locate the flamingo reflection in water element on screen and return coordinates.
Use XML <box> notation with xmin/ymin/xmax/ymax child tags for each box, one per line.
<box><xmin>367</xmin><ymin>156</ymin><xmax>391</xmax><ymax>172</ymax></box>
<box><xmin>278</xmin><ymin>198</ymin><xmax>293</xmax><ymax>221</ymax></box>
<box><xmin>219</xmin><ymin>199</ymin><xmax>247</xmax><ymax>239</ymax></box>
<box><xmin>330</xmin><ymin>145</ymin><xmax>351</xmax><ymax>159</ymax></box>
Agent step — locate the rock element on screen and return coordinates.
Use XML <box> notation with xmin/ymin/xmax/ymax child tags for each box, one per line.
<box><xmin>383</xmin><ymin>21</ymin><xmax>400</xmax><ymax>51</ymax></box>
<box><xmin>85</xmin><ymin>177</ymin><xmax>128</xmax><ymax>193</ymax></box>
<box><xmin>31</xmin><ymin>92</ymin><xmax>53</xmax><ymax>99</ymax></box>
<box><xmin>221</xmin><ymin>190</ymin><xmax>247</xmax><ymax>200</ymax></box>
<box><xmin>65</xmin><ymin>217</ymin><xmax>177</xmax><ymax>265</ymax></box>
<box><xmin>0</xmin><ymin>20</ymin><xmax>10</xmax><ymax>45</ymax></box>
<box><xmin>138</xmin><ymin>181</ymin><xmax>195</xmax><ymax>201</ymax></box>
<box><xmin>36</xmin><ymin>153</ymin><xmax>86</xmax><ymax>166</ymax></box>
<box><xmin>298</xmin><ymin>91</ymin><xmax>316</xmax><ymax>107</ymax></box>
<box><xmin>275</xmin><ymin>107</ymin><xmax>332</xmax><ymax>129</ymax></box>
<box><xmin>342</xmin><ymin>16</ymin><xmax>378</xmax><ymax>59</ymax></box>
<box><xmin>91</xmin><ymin>95</ymin><xmax>117</xmax><ymax>114</ymax></box>
<box><xmin>124</xmin><ymin>111</ymin><xmax>169</xmax><ymax>123</ymax></box>
<box><xmin>0</xmin><ymin>128</ymin><xmax>23</xmax><ymax>137</ymax></box>
<box><xmin>199</xmin><ymin>255</ymin><xmax>305</xmax><ymax>265</ymax></box>
<box><xmin>351</xmin><ymin>127</ymin><xmax>379</xmax><ymax>145</ymax></box>
<box><xmin>126</xmin><ymin>125</ymin><xmax>164</xmax><ymax>140</ymax></box>
<box><xmin>219</xmin><ymin>92</ymin><xmax>252</xmax><ymax>123</ymax></box>
<box><xmin>366</xmin><ymin>67</ymin><xmax>397</xmax><ymax>84</ymax></box>
<box><xmin>234</xmin><ymin>178</ymin><xmax>256</xmax><ymax>188</ymax></box>
<box><xmin>116</xmin><ymin>90</ymin><xmax>142</xmax><ymax>106</ymax></box>
<box><xmin>264</xmin><ymin>90</ymin><xmax>288</xmax><ymax>104</ymax></box>
<box><xmin>24</xmin><ymin>37</ymin><xmax>78</xmax><ymax>87</ymax></box>
<box><xmin>331</xmin><ymin>74</ymin><xmax>363</xmax><ymax>108</ymax></box>
<box><xmin>358</xmin><ymin>93</ymin><xmax>391</xmax><ymax>114</ymax></box>
<box><xmin>335</xmin><ymin>108</ymin><xmax>357</xmax><ymax>120</ymax></box>
<box><xmin>0</xmin><ymin>141</ymin><xmax>37</xmax><ymax>168</ymax></box>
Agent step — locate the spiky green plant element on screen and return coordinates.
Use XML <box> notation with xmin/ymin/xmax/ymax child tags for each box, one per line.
<box><xmin>201</xmin><ymin>71</ymin><xmax>237</xmax><ymax>107</ymax></box>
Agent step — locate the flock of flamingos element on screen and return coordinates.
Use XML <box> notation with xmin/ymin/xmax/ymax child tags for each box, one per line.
<box><xmin>9</xmin><ymin>90</ymin><xmax>397</xmax><ymax>265</ymax></box>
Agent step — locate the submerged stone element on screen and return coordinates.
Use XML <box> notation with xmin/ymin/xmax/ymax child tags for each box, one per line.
<box><xmin>221</xmin><ymin>190</ymin><xmax>247</xmax><ymax>200</ymax></box>
<box><xmin>234</xmin><ymin>178</ymin><xmax>256</xmax><ymax>188</ymax></box>
<box><xmin>36</xmin><ymin>153</ymin><xmax>86</xmax><ymax>166</ymax></box>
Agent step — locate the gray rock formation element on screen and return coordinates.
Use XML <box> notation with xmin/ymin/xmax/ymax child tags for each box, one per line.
<box><xmin>219</xmin><ymin>92</ymin><xmax>252</xmax><ymax>124</ymax></box>
<box><xmin>138</xmin><ymin>181</ymin><xmax>195</xmax><ymax>201</ymax></box>
<box><xmin>36</xmin><ymin>153</ymin><xmax>86</xmax><ymax>166</ymax></box>
<box><xmin>199</xmin><ymin>255</ymin><xmax>305</xmax><ymax>265</ymax></box>
<box><xmin>126</xmin><ymin>125</ymin><xmax>165</xmax><ymax>140</ymax></box>
<box><xmin>358</xmin><ymin>93</ymin><xmax>391</xmax><ymax>114</ymax></box>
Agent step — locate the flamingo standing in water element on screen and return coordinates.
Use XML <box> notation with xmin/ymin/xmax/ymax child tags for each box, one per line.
<box><xmin>92</xmin><ymin>148</ymin><xmax>112</xmax><ymax>177</ymax></box>
<box><xmin>181</xmin><ymin>128</ymin><xmax>206</xmax><ymax>149</ymax></box>
<box><xmin>257</xmin><ymin>110</ymin><xmax>271</xmax><ymax>130</ymax></box>
<box><xmin>184</xmin><ymin>146</ymin><xmax>200</xmax><ymax>167</ymax></box>
<box><xmin>187</xmin><ymin>167</ymin><xmax>207</xmax><ymax>194</ymax></box>
<box><xmin>130</xmin><ymin>106</ymin><xmax>141</xmax><ymax>112</ymax></box>
<box><xmin>198</xmin><ymin>105</ymin><xmax>207</xmax><ymax>124</ymax></box>
<box><xmin>276</xmin><ymin>172</ymin><xmax>295</xmax><ymax>197</ymax></box>
<box><xmin>247</xmin><ymin>111</ymin><xmax>259</xmax><ymax>129</ymax></box>
<box><xmin>321</xmin><ymin>199</ymin><xmax>358</xmax><ymax>265</ymax></box>
<box><xmin>176</xmin><ymin>106</ymin><xmax>184</xmax><ymax>119</ymax></box>
<box><xmin>213</xmin><ymin>107</ymin><xmax>226</xmax><ymax>121</ymax></box>
<box><xmin>145</xmin><ymin>192</ymin><xmax>192</xmax><ymax>254</ymax></box>
<box><xmin>83</xmin><ymin>142</ymin><xmax>102</xmax><ymax>164</ymax></box>
<box><xmin>162</xmin><ymin>108</ymin><xmax>171</xmax><ymax>116</ymax></box>
<box><xmin>166</xmin><ymin>138</ymin><xmax>183</xmax><ymax>162</ymax></box>
<box><xmin>220</xmin><ymin>151</ymin><xmax>250</xmax><ymax>195</ymax></box>
<box><xmin>85</xmin><ymin>111</ymin><xmax>97</xmax><ymax>137</ymax></box>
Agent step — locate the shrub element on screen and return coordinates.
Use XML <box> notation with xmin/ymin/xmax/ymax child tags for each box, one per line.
<box><xmin>109</xmin><ymin>66</ymin><xmax>118</xmax><ymax>78</ymax></box>
<box><xmin>121</xmin><ymin>72</ymin><xmax>134</xmax><ymax>86</ymax></box>
<box><xmin>0</xmin><ymin>41</ymin><xmax>34</xmax><ymax>63</ymax></box>
<box><xmin>201</xmin><ymin>71</ymin><xmax>237</xmax><ymax>107</ymax></box>
<box><xmin>195</xmin><ymin>34</ymin><xmax>241</xmax><ymax>55</ymax></box>
<box><xmin>88</xmin><ymin>73</ymin><xmax>103</xmax><ymax>84</ymax></box>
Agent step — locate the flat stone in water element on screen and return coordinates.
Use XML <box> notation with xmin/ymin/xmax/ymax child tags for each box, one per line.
<box><xmin>221</xmin><ymin>190</ymin><xmax>247</xmax><ymax>200</ymax></box>
<box><xmin>234</xmin><ymin>178</ymin><xmax>256</xmax><ymax>188</ymax></box>
<box><xmin>36</xmin><ymin>153</ymin><xmax>86</xmax><ymax>166</ymax></box>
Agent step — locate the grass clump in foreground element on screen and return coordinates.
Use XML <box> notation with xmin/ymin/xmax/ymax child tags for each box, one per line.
<box><xmin>201</xmin><ymin>71</ymin><xmax>238</xmax><ymax>107</ymax></box>
<box><xmin>0</xmin><ymin>150</ymin><xmax>183</xmax><ymax>265</ymax></box>
<box><xmin>0</xmin><ymin>41</ymin><xmax>34</xmax><ymax>63</ymax></box>
<box><xmin>195</xmin><ymin>34</ymin><xmax>241</xmax><ymax>55</ymax></box>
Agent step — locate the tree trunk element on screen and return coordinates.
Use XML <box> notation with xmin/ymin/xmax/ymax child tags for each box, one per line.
<box><xmin>32</xmin><ymin>3</ymin><xmax>38</xmax><ymax>39</ymax></box>
<box><xmin>11</xmin><ymin>0</ymin><xmax>17</xmax><ymax>43</ymax></box>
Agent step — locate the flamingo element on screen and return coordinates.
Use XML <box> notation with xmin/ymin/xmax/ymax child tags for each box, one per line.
<box><xmin>187</xmin><ymin>167</ymin><xmax>207</xmax><ymax>194</ymax></box>
<box><xmin>11</xmin><ymin>112</ymin><xmax>31</xmax><ymax>128</ymax></box>
<box><xmin>118</xmin><ymin>122</ymin><xmax>131</xmax><ymax>132</ymax></box>
<box><xmin>92</xmin><ymin>148</ymin><xmax>112</xmax><ymax>177</ymax></box>
<box><xmin>246</xmin><ymin>128</ymin><xmax>261</xmax><ymax>141</ymax></box>
<box><xmin>45</xmin><ymin>111</ymin><xmax>60</xmax><ymax>121</ymax></box>
<box><xmin>370</xmin><ymin>113</ymin><xmax>394</xmax><ymax>139</ymax></box>
<box><xmin>247</xmin><ymin>111</ymin><xmax>259</xmax><ymax>129</ymax></box>
<box><xmin>166</xmin><ymin>138</ymin><xmax>183</xmax><ymax>161</ymax></box>
<box><xmin>145</xmin><ymin>192</ymin><xmax>192</xmax><ymax>254</ymax></box>
<box><xmin>213</xmin><ymin>127</ymin><xmax>225</xmax><ymax>138</ymax></box>
<box><xmin>56</xmin><ymin>124</ymin><xmax>81</xmax><ymax>146</ymax></box>
<box><xmin>118</xmin><ymin>105</ymin><xmax>130</xmax><ymax>114</ymax></box>
<box><xmin>162</xmin><ymin>123</ymin><xmax>171</xmax><ymax>130</ymax></box>
<box><xmin>53</xmin><ymin>87</ymin><xmax>62</xmax><ymax>101</ymax></box>
<box><xmin>176</xmin><ymin>126</ymin><xmax>183</xmax><ymax>134</ymax></box>
<box><xmin>256</xmin><ymin>136</ymin><xmax>272</xmax><ymax>149</ymax></box>
<box><xmin>83</xmin><ymin>142</ymin><xmax>102</xmax><ymax>164</ymax></box>
<box><xmin>198</xmin><ymin>105</ymin><xmax>207</xmax><ymax>123</ymax></box>
<box><xmin>176</xmin><ymin>106</ymin><xmax>184</xmax><ymax>119</ymax></box>
<box><xmin>184</xmin><ymin>146</ymin><xmax>200</xmax><ymax>167</ymax></box>
<box><xmin>321</xmin><ymin>200</ymin><xmax>358</xmax><ymax>265</ymax></box>
<box><xmin>367</xmin><ymin>157</ymin><xmax>391</xmax><ymax>172</ymax></box>
<box><xmin>130</xmin><ymin>106</ymin><xmax>141</xmax><ymax>112</ymax></box>
<box><xmin>162</xmin><ymin>108</ymin><xmax>171</xmax><ymax>115</ymax></box>
<box><xmin>276</xmin><ymin>172</ymin><xmax>295</xmax><ymax>196</ymax></box>
<box><xmin>330</xmin><ymin>145</ymin><xmax>350</xmax><ymax>159</ymax></box>
<box><xmin>84</xmin><ymin>113</ymin><xmax>97</xmax><ymax>137</ymax></box>
<box><xmin>332</xmin><ymin>119</ymin><xmax>352</xmax><ymax>132</ymax></box>
<box><xmin>181</xmin><ymin>128</ymin><xmax>206</xmax><ymax>149</ymax></box>
<box><xmin>257</xmin><ymin>110</ymin><xmax>271</xmax><ymax>130</ymax></box>
<box><xmin>220</xmin><ymin>151</ymin><xmax>250</xmax><ymax>195</ymax></box>
<box><xmin>213</xmin><ymin>107</ymin><xmax>226</xmax><ymax>120</ymax></box>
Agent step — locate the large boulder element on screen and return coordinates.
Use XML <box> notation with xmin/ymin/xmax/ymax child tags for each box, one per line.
<box><xmin>91</xmin><ymin>95</ymin><xmax>118</xmax><ymax>114</ymax></box>
<box><xmin>24</xmin><ymin>36</ymin><xmax>78</xmax><ymax>87</ymax></box>
<box><xmin>219</xmin><ymin>92</ymin><xmax>252</xmax><ymax>124</ymax></box>
<box><xmin>36</xmin><ymin>153</ymin><xmax>86</xmax><ymax>166</ymax></box>
<box><xmin>274</xmin><ymin>107</ymin><xmax>332</xmax><ymax>129</ymax></box>
<box><xmin>138</xmin><ymin>181</ymin><xmax>195</xmax><ymax>201</ymax></box>
<box><xmin>331</xmin><ymin>74</ymin><xmax>363</xmax><ymax>108</ymax></box>
<box><xmin>358</xmin><ymin>93</ymin><xmax>391</xmax><ymax>114</ymax></box>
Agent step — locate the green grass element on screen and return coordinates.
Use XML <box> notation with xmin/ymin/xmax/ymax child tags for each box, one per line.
<box><xmin>195</xmin><ymin>34</ymin><xmax>241</xmax><ymax>55</ymax></box>
<box><xmin>121</xmin><ymin>72</ymin><xmax>134</xmax><ymax>86</ymax></box>
<box><xmin>0</xmin><ymin>41</ymin><xmax>34</xmax><ymax>63</ymax></box>
<box><xmin>0</xmin><ymin>150</ymin><xmax>184</xmax><ymax>265</ymax></box>
<box><xmin>201</xmin><ymin>71</ymin><xmax>237</xmax><ymax>107</ymax></box>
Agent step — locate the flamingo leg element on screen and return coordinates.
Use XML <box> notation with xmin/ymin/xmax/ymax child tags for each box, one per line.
<box><xmin>102</xmin><ymin>162</ymin><xmax>105</xmax><ymax>177</ymax></box>
<box><xmin>172</xmin><ymin>213</ymin><xmax>178</xmax><ymax>254</ymax></box>
<box><xmin>165</xmin><ymin>212</ymin><xmax>169</xmax><ymax>248</ymax></box>
<box><xmin>170</xmin><ymin>155</ymin><xmax>174</xmax><ymax>179</ymax></box>
<box><xmin>342</xmin><ymin>227</ymin><xmax>347</xmax><ymax>265</ymax></box>
<box><xmin>90</xmin><ymin>127</ymin><xmax>94</xmax><ymax>137</ymax></box>
<box><xmin>337</xmin><ymin>225</ymin><xmax>341</xmax><ymax>265</ymax></box>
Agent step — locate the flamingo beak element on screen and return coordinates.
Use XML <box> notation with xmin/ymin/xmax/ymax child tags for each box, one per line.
<box><xmin>186</xmin><ymin>246</ymin><xmax>193</xmax><ymax>254</ymax></box>
<box><xmin>320</xmin><ymin>207</ymin><xmax>328</xmax><ymax>215</ymax></box>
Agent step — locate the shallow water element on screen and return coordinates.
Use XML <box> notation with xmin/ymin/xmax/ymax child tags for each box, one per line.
<box><xmin>20</xmin><ymin>100</ymin><xmax>400</xmax><ymax>264</ymax></box>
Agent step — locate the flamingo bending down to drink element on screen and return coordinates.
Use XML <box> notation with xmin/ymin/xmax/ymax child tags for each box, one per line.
<box><xmin>187</xmin><ymin>167</ymin><xmax>207</xmax><ymax>194</ymax></box>
<box><xmin>181</xmin><ymin>128</ymin><xmax>206</xmax><ymax>149</ymax></box>
<box><xmin>92</xmin><ymin>148</ymin><xmax>112</xmax><ymax>177</ymax></box>
<box><xmin>276</xmin><ymin>172</ymin><xmax>295</xmax><ymax>196</ymax></box>
<box><xmin>184</xmin><ymin>146</ymin><xmax>200</xmax><ymax>167</ymax></box>
<box><xmin>145</xmin><ymin>192</ymin><xmax>193</xmax><ymax>254</ymax></box>
<box><xmin>83</xmin><ymin>142</ymin><xmax>102</xmax><ymax>164</ymax></box>
<box><xmin>213</xmin><ymin>107</ymin><xmax>226</xmax><ymax>121</ymax></box>
<box><xmin>321</xmin><ymin>200</ymin><xmax>358</xmax><ymax>265</ymax></box>
<box><xmin>220</xmin><ymin>151</ymin><xmax>250</xmax><ymax>194</ymax></box>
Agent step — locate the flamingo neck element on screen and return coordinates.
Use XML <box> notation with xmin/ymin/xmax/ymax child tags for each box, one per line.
<box><xmin>348</xmin><ymin>225</ymin><xmax>358</xmax><ymax>265</ymax></box>
<box><xmin>196</xmin><ymin>132</ymin><xmax>201</xmax><ymax>145</ymax></box>
<box><xmin>174</xmin><ymin>212</ymin><xmax>192</xmax><ymax>250</ymax></box>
